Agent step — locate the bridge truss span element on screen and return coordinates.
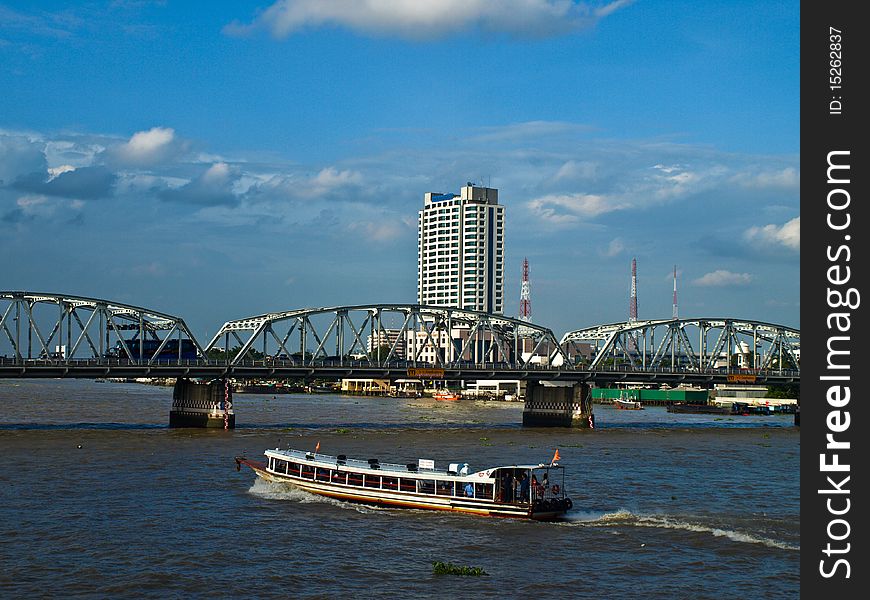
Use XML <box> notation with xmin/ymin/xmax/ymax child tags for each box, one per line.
<box><xmin>0</xmin><ymin>291</ymin><xmax>203</xmax><ymax>363</ymax></box>
<box><xmin>561</xmin><ymin>317</ymin><xmax>799</xmax><ymax>375</ymax></box>
<box><xmin>206</xmin><ymin>303</ymin><xmax>569</xmax><ymax>369</ymax></box>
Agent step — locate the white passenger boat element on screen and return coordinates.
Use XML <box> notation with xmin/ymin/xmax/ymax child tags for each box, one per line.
<box><xmin>236</xmin><ymin>448</ymin><xmax>573</xmax><ymax>520</ymax></box>
<box><xmin>613</xmin><ymin>398</ymin><xmax>643</xmax><ymax>410</ymax></box>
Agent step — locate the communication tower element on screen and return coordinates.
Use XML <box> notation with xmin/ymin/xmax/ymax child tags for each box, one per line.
<box><xmin>520</xmin><ymin>257</ymin><xmax>531</xmax><ymax>322</ymax></box>
<box><xmin>629</xmin><ymin>258</ymin><xmax>638</xmax><ymax>323</ymax></box>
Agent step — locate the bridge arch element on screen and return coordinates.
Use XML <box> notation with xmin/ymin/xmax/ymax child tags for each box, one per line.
<box><xmin>0</xmin><ymin>291</ymin><xmax>203</xmax><ymax>363</ymax></box>
<box><xmin>205</xmin><ymin>303</ymin><xmax>569</xmax><ymax>368</ymax></box>
<box><xmin>560</xmin><ymin>318</ymin><xmax>799</xmax><ymax>374</ymax></box>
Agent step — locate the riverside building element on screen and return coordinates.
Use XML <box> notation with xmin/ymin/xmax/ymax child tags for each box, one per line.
<box><xmin>417</xmin><ymin>184</ymin><xmax>505</xmax><ymax>314</ymax></box>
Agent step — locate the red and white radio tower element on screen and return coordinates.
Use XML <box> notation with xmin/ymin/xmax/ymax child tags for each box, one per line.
<box><xmin>629</xmin><ymin>258</ymin><xmax>638</xmax><ymax>323</ymax></box>
<box><xmin>520</xmin><ymin>257</ymin><xmax>531</xmax><ymax>322</ymax></box>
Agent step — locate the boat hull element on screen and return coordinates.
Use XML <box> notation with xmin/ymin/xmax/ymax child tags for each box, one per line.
<box><xmin>238</xmin><ymin>459</ymin><xmax>567</xmax><ymax>521</ymax></box>
<box><xmin>170</xmin><ymin>410</ymin><xmax>234</xmax><ymax>428</ymax></box>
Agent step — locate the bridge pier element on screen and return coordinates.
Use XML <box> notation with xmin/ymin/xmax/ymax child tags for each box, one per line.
<box><xmin>169</xmin><ymin>378</ymin><xmax>235</xmax><ymax>429</ymax></box>
<box><xmin>522</xmin><ymin>381</ymin><xmax>594</xmax><ymax>428</ymax></box>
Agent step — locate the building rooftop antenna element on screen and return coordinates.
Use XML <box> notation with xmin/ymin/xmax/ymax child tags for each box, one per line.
<box><xmin>520</xmin><ymin>258</ymin><xmax>531</xmax><ymax>322</ymax></box>
<box><xmin>629</xmin><ymin>258</ymin><xmax>638</xmax><ymax>323</ymax></box>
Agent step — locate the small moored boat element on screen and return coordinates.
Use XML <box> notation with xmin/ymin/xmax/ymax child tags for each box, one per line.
<box><xmin>433</xmin><ymin>390</ymin><xmax>460</xmax><ymax>401</ymax></box>
<box><xmin>308</xmin><ymin>384</ymin><xmax>336</xmax><ymax>394</ymax></box>
<box><xmin>236</xmin><ymin>448</ymin><xmax>572</xmax><ymax>520</ymax></box>
<box><xmin>613</xmin><ymin>398</ymin><xmax>643</xmax><ymax>410</ymax></box>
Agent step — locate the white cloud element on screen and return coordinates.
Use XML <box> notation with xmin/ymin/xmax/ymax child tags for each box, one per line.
<box><xmin>348</xmin><ymin>219</ymin><xmax>405</xmax><ymax>242</ymax></box>
<box><xmin>159</xmin><ymin>162</ymin><xmax>240</xmax><ymax>206</ymax></box>
<box><xmin>311</xmin><ymin>166</ymin><xmax>363</xmax><ymax>191</ymax></box>
<box><xmin>202</xmin><ymin>162</ymin><xmax>231</xmax><ymax>183</ymax></box>
<box><xmin>112</xmin><ymin>126</ymin><xmax>178</xmax><ymax>165</ymax></box>
<box><xmin>527</xmin><ymin>192</ymin><xmax>620</xmax><ymax>223</ymax></box>
<box><xmin>692</xmin><ymin>270</ymin><xmax>753</xmax><ymax>287</ymax></box>
<box><xmin>471</xmin><ymin>121</ymin><xmax>594</xmax><ymax>143</ymax></box>
<box><xmin>0</xmin><ymin>134</ymin><xmax>47</xmax><ymax>185</ymax></box>
<box><xmin>2</xmin><ymin>193</ymin><xmax>84</xmax><ymax>223</ymax></box>
<box><xmin>743</xmin><ymin>216</ymin><xmax>800</xmax><ymax>251</ymax></box>
<box><xmin>732</xmin><ymin>167</ymin><xmax>799</xmax><ymax>189</ymax></box>
<box><xmin>47</xmin><ymin>165</ymin><xmax>76</xmax><ymax>180</ymax></box>
<box><xmin>554</xmin><ymin>159</ymin><xmax>598</xmax><ymax>182</ymax></box>
<box><xmin>225</xmin><ymin>0</ymin><xmax>633</xmax><ymax>40</ymax></box>
<box><xmin>600</xmin><ymin>237</ymin><xmax>624</xmax><ymax>257</ymax></box>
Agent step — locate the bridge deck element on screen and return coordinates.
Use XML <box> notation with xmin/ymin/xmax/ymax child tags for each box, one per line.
<box><xmin>0</xmin><ymin>359</ymin><xmax>799</xmax><ymax>385</ymax></box>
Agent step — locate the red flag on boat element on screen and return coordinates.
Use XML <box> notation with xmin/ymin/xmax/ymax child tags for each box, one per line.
<box><xmin>315</xmin><ymin>441</ymin><xmax>320</xmax><ymax>454</ymax></box>
<box><xmin>551</xmin><ymin>449</ymin><xmax>561</xmax><ymax>464</ymax></box>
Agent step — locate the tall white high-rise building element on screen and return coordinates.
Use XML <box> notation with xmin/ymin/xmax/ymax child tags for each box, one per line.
<box><xmin>417</xmin><ymin>184</ymin><xmax>505</xmax><ymax>314</ymax></box>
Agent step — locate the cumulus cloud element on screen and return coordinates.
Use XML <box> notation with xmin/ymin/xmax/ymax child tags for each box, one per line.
<box><xmin>13</xmin><ymin>165</ymin><xmax>116</xmax><ymax>200</ymax></box>
<box><xmin>47</xmin><ymin>165</ymin><xmax>76</xmax><ymax>179</ymax></box>
<box><xmin>159</xmin><ymin>162</ymin><xmax>240</xmax><ymax>206</ymax></box>
<box><xmin>0</xmin><ymin>134</ymin><xmax>47</xmax><ymax>186</ymax></box>
<box><xmin>109</xmin><ymin>126</ymin><xmax>183</xmax><ymax>166</ymax></box>
<box><xmin>224</xmin><ymin>0</ymin><xmax>633</xmax><ymax>40</ymax></box>
<box><xmin>692</xmin><ymin>270</ymin><xmax>753</xmax><ymax>287</ymax></box>
<box><xmin>521</xmin><ymin>157</ymin><xmax>742</xmax><ymax>226</ymax></box>
<box><xmin>743</xmin><ymin>216</ymin><xmax>800</xmax><ymax>252</ymax></box>
<box><xmin>1</xmin><ymin>194</ymin><xmax>84</xmax><ymax>224</ymax></box>
<box><xmin>239</xmin><ymin>166</ymin><xmax>365</xmax><ymax>206</ymax></box>
<box><xmin>527</xmin><ymin>192</ymin><xmax>619</xmax><ymax>224</ymax></box>
<box><xmin>310</xmin><ymin>166</ymin><xmax>364</xmax><ymax>194</ymax></box>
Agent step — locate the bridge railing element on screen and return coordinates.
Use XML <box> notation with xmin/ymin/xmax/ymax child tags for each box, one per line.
<box><xmin>0</xmin><ymin>355</ymin><xmax>800</xmax><ymax>379</ymax></box>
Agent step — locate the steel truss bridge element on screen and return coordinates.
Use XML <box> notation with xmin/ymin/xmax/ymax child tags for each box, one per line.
<box><xmin>561</xmin><ymin>318</ymin><xmax>800</xmax><ymax>373</ymax></box>
<box><xmin>0</xmin><ymin>292</ymin><xmax>799</xmax><ymax>385</ymax></box>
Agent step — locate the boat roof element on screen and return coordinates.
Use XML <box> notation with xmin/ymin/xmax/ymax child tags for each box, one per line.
<box><xmin>265</xmin><ymin>448</ymin><xmax>563</xmax><ymax>478</ymax></box>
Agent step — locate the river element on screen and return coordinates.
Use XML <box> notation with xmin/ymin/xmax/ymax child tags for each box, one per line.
<box><xmin>0</xmin><ymin>379</ymin><xmax>799</xmax><ymax>598</ymax></box>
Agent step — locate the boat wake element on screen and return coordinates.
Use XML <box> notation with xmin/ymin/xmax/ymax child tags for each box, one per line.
<box><xmin>562</xmin><ymin>509</ymin><xmax>799</xmax><ymax>551</ymax></box>
<box><xmin>246</xmin><ymin>478</ymin><xmax>387</xmax><ymax>514</ymax></box>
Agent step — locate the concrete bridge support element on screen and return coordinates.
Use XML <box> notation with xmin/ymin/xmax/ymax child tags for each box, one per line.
<box><xmin>522</xmin><ymin>381</ymin><xmax>594</xmax><ymax>428</ymax></box>
<box><xmin>169</xmin><ymin>377</ymin><xmax>235</xmax><ymax>429</ymax></box>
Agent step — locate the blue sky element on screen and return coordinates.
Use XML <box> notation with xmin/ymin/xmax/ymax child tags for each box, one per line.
<box><xmin>0</xmin><ymin>1</ymin><xmax>799</xmax><ymax>340</ymax></box>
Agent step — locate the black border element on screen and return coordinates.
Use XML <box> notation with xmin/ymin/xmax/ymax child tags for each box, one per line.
<box><xmin>801</xmin><ymin>3</ymin><xmax>867</xmax><ymax>595</ymax></box>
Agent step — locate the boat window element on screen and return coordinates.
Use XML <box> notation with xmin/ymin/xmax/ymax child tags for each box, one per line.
<box><xmin>417</xmin><ymin>479</ymin><xmax>436</xmax><ymax>495</ymax></box>
<box><xmin>382</xmin><ymin>476</ymin><xmax>398</xmax><ymax>490</ymax></box>
<box><xmin>277</xmin><ymin>460</ymin><xmax>288</xmax><ymax>474</ymax></box>
<box><xmin>288</xmin><ymin>461</ymin><xmax>300</xmax><ymax>476</ymax></box>
<box><xmin>399</xmin><ymin>478</ymin><xmax>416</xmax><ymax>492</ymax></box>
<box><xmin>315</xmin><ymin>468</ymin><xmax>330</xmax><ymax>481</ymax></box>
<box><xmin>332</xmin><ymin>471</ymin><xmax>346</xmax><ymax>485</ymax></box>
<box><xmin>435</xmin><ymin>480</ymin><xmax>452</xmax><ymax>496</ymax></box>
<box><xmin>475</xmin><ymin>483</ymin><xmax>494</xmax><ymax>500</ymax></box>
<box><xmin>347</xmin><ymin>472</ymin><xmax>363</xmax><ymax>487</ymax></box>
<box><xmin>301</xmin><ymin>465</ymin><xmax>315</xmax><ymax>479</ymax></box>
<box><xmin>364</xmin><ymin>474</ymin><xmax>381</xmax><ymax>488</ymax></box>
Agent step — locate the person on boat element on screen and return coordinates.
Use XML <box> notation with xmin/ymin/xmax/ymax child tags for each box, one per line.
<box><xmin>501</xmin><ymin>472</ymin><xmax>513</xmax><ymax>502</ymax></box>
<box><xmin>520</xmin><ymin>471</ymin><xmax>530</xmax><ymax>501</ymax></box>
<box><xmin>531</xmin><ymin>475</ymin><xmax>544</xmax><ymax>500</ymax></box>
<box><xmin>542</xmin><ymin>472</ymin><xmax>549</xmax><ymax>490</ymax></box>
<box><xmin>464</xmin><ymin>482</ymin><xmax>474</xmax><ymax>497</ymax></box>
